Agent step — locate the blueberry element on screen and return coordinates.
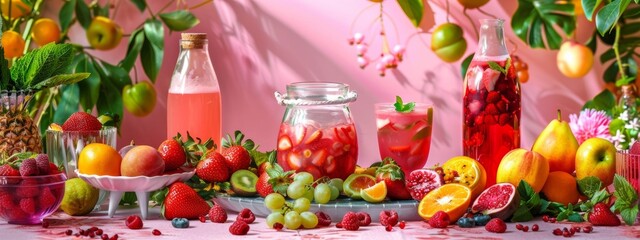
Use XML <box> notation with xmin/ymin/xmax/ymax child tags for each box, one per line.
<box><xmin>473</xmin><ymin>214</ymin><xmax>491</xmax><ymax>226</ymax></box>
<box><xmin>171</xmin><ymin>218</ymin><xmax>190</xmax><ymax>228</ymax></box>
<box><xmin>456</xmin><ymin>217</ymin><xmax>475</xmax><ymax>228</ymax></box>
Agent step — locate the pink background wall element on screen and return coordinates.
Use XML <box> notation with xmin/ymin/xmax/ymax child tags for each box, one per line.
<box><xmin>53</xmin><ymin>0</ymin><xmax>606</xmax><ymax>167</ymax></box>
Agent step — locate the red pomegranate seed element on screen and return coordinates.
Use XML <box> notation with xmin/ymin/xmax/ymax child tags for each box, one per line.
<box><xmin>96</xmin><ymin>229</ymin><xmax>103</xmax><ymax>235</ymax></box>
<box><xmin>101</xmin><ymin>234</ymin><xmax>109</xmax><ymax>240</ymax></box>
<box><xmin>152</xmin><ymin>229</ymin><xmax>161</xmax><ymax>236</ymax></box>
<box><xmin>563</xmin><ymin>231</ymin><xmax>571</xmax><ymax>237</ymax></box>
<box><xmin>89</xmin><ymin>226</ymin><xmax>99</xmax><ymax>232</ymax></box>
<box><xmin>516</xmin><ymin>223</ymin><xmax>523</xmax><ymax>230</ymax></box>
<box><xmin>336</xmin><ymin>222</ymin><xmax>343</xmax><ymax>228</ymax></box>
<box><xmin>572</xmin><ymin>227</ymin><xmax>580</xmax><ymax>233</ymax></box>
<box><xmin>553</xmin><ymin>228</ymin><xmax>562</xmax><ymax>236</ymax></box>
<box><xmin>79</xmin><ymin>229</ymin><xmax>86</xmax><ymax>235</ymax></box>
<box><xmin>542</xmin><ymin>215</ymin><xmax>549</xmax><ymax>222</ymax></box>
<box><xmin>532</xmin><ymin>224</ymin><xmax>539</xmax><ymax>232</ymax></box>
<box><xmin>522</xmin><ymin>225</ymin><xmax>529</xmax><ymax>232</ymax></box>
<box><xmin>583</xmin><ymin>226</ymin><xmax>593</xmax><ymax>233</ymax></box>
<box><xmin>385</xmin><ymin>225</ymin><xmax>393</xmax><ymax>232</ymax></box>
<box><xmin>549</xmin><ymin>218</ymin><xmax>557</xmax><ymax>223</ymax></box>
<box><xmin>199</xmin><ymin>216</ymin><xmax>207</xmax><ymax>223</ymax></box>
<box><xmin>65</xmin><ymin>230</ymin><xmax>73</xmax><ymax>236</ymax></box>
<box><xmin>74</xmin><ymin>233</ymin><xmax>81</xmax><ymax>237</ymax></box>
<box><xmin>399</xmin><ymin>221</ymin><xmax>406</xmax><ymax>229</ymax></box>
<box><xmin>569</xmin><ymin>227</ymin><xmax>575</xmax><ymax>234</ymax></box>
<box><xmin>273</xmin><ymin>223</ymin><xmax>283</xmax><ymax>231</ymax></box>
<box><xmin>110</xmin><ymin>234</ymin><xmax>119</xmax><ymax>240</ymax></box>
<box><xmin>89</xmin><ymin>232</ymin><xmax>96</xmax><ymax>238</ymax></box>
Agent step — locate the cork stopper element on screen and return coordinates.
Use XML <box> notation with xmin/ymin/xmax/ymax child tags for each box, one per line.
<box><xmin>181</xmin><ymin>33</ymin><xmax>207</xmax><ymax>49</ymax></box>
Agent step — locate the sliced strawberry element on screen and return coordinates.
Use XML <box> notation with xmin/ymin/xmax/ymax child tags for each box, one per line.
<box><xmin>287</xmin><ymin>152</ymin><xmax>303</xmax><ymax>170</ymax></box>
<box><xmin>389</xmin><ymin>145</ymin><xmax>411</xmax><ymax>155</ymax></box>
<box><xmin>278</xmin><ymin>135</ymin><xmax>292</xmax><ymax>151</ymax></box>
<box><xmin>310</xmin><ymin>150</ymin><xmax>328</xmax><ymax>167</ymax></box>
<box><xmin>305</xmin><ymin>130</ymin><xmax>323</xmax><ymax>144</ymax></box>
<box><xmin>324</xmin><ymin>156</ymin><xmax>337</xmax><ymax>174</ymax></box>
<box><xmin>482</xmin><ymin>68</ymin><xmax>501</xmax><ymax>91</ymax></box>
<box><xmin>341</xmin><ymin>126</ymin><xmax>356</xmax><ymax>141</ymax></box>
<box><xmin>293</xmin><ymin>126</ymin><xmax>307</xmax><ymax>145</ymax></box>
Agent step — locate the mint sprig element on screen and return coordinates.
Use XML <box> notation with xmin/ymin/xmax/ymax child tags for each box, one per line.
<box><xmin>612</xmin><ymin>174</ymin><xmax>639</xmax><ymax>225</ymax></box>
<box><xmin>487</xmin><ymin>58</ymin><xmax>511</xmax><ymax>75</ymax></box>
<box><xmin>394</xmin><ymin>96</ymin><xmax>415</xmax><ymax>113</ymax></box>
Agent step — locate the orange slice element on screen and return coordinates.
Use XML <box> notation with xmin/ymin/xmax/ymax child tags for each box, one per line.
<box><xmin>361</xmin><ymin>181</ymin><xmax>387</xmax><ymax>203</ymax></box>
<box><xmin>418</xmin><ymin>183</ymin><xmax>472</xmax><ymax>222</ymax></box>
<box><xmin>442</xmin><ymin>156</ymin><xmax>487</xmax><ymax>199</ymax></box>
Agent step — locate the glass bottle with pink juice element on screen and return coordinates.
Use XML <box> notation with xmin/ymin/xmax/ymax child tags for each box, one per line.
<box><xmin>167</xmin><ymin>33</ymin><xmax>221</xmax><ymax>144</ymax></box>
<box><xmin>463</xmin><ymin>19</ymin><xmax>520</xmax><ymax>187</ymax></box>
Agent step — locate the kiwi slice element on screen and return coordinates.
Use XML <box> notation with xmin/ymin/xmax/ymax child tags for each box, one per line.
<box><xmin>230</xmin><ymin>170</ymin><xmax>258</xmax><ymax>197</ymax></box>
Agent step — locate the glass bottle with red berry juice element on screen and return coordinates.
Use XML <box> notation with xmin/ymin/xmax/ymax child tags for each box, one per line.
<box><xmin>275</xmin><ymin>83</ymin><xmax>358</xmax><ymax>180</ymax></box>
<box><xmin>167</xmin><ymin>33</ymin><xmax>222</xmax><ymax>144</ymax></box>
<box><xmin>463</xmin><ymin>19</ymin><xmax>520</xmax><ymax>187</ymax></box>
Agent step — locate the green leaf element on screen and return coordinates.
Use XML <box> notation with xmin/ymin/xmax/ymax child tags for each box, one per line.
<box><xmin>595</xmin><ymin>0</ymin><xmax>631</xmax><ymax>36</ymax></box>
<box><xmin>119</xmin><ymin>192</ymin><xmax>138</xmax><ymax>205</ymax></box>
<box><xmin>488</xmin><ymin>61</ymin><xmax>507</xmax><ymax>75</ymax></box>
<box><xmin>586</xmin><ymin>31</ymin><xmax>598</xmax><ymax>53</ymax></box>
<box><xmin>75</xmin><ymin>0</ymin><xmax>92</xmax><ymax>29</ymax></box>
<box><xmin>394</xmin><ymin>96</ymin><xmax>415</xmax><ymax>113</ymax></box>
<box><xmin>582</xmin><ymin>0</ymin><xmax>603</xmax><ymax>21</ymax></box>
<box><xmin>600</xmin><ymin>48</ymin><xmax>616</xmax><ymax>63</ymax></box>
<box><xmin>10</xmin><ymin>44</ymin><xmax>75</xmax><ymax>90</ymax></box>
<box><xmin>0</xmin><ymin>47</ymin><xmax>9</xmax><ymax>90</ymax></box>
<box><xmin>96</xmin><ymin>77</ymin><xmax>123</xmax><ymax>119</ymax></box>
<box><xmin>130</xmin><ymin>0</ymin><xmax>146</xmax><ymax>12</ymax></box>
<box><xmin>577</xmin><ymin>176</ymin><xmax>602</xmax><ymax>198</ymax></box>
<box><xmin>141</xmin><ymin>20</ymin><xmax>164</xmax><ymax>82</ymax></box>
<box><xmin>568</xmin><ymin>212</ymin><xmax>584</xmax><ymax>222</ymax></box>
<box><xmin>614</xmin><ymin>174</ymin><xmax>638</xmax><ymax>205</ymax></box>
<box><xmin>396</xmin><ymin>0</ymin><xmax>424</xmax><ymax>27</ymax></box>
<box><xmin>511</xmin><ymin>205</ymin><xmax>534</xmax><ymax>222</ymax></box>
<box><xmin>517</xmin><ymin>180</ymin><xmax>537</xmax><ymax>202</ymax></box>
<box><xmin>159</xmin><ymin>10</ymin><xmax>200</xmax><ymax>31</ymax></box>
<box><xmin>621</xmin><ymin>205</ymin><xmax>639</xmax><ymax>226</ymax></box>
<box><xmin>100</xmin><ymin>61</ymin><xmax>131</xmax><ymax>90</ymax></box>
<box><xmin>582</xmin><ymin>89</ymin><xmax>616</xmax><ymax>114</ymax></box>
<box><xmin>59</xmin><ymin>0</ymin><xmax>76</xmax><ymax>33</ymax></box>
<box><xmin>460</xmin><ymin>53</ymin><xmax>474</xmax><ymax>78</ymax></box>
<box><xmin>30</xmin><ymin>73</ymin><xmax>89</xmax><ymax>91</ymax></box>
<box><xmin>621</xmin><ymin>22</ymin><xmax>640</xmax><ymax>35</ymax></box>
<box><xmin>76</xmin><ymin>56</ymin><xmax>100</xmax><ymax>111</ymax></box>
<box><xmin>512</xmin><ymin>0</ymin><xmax>575</xmax><ymax>49</ymax></box>
<box><xmin>119</xmin><ymin>29</ymin><xmax>144</xmax><ymax>72</ymax></box>
<box><xmin>53</xmin><ymin>84</ymin><xmax>80</xmax><ymax>124</ymax></box>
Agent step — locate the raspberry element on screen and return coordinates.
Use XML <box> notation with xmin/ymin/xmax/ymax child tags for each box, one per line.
<box><xmin>20</xmin><ymin>158</ymin><xmax>39</xmax><ymax>176</ymax></box>
<box><xmin>209</xmin><ymin>205</ymin><xmax>227</xmax><ymax>223</ymax></box>
<box><xmin>35</xmin><ymin>154</ymin><xmax>50</xmax><ymax>175</ymax></box>
<box><xmin>357</xmin><ymin>212</ymin><xmax>371</xmax><ymax>226</ymax></box>
<box><xmin>428</xmin><ymin>211</ymin><xmax>449</xmax><ymax>228</ymax></box>
<box><xmin>125</xmin><ymin>215</ymin><xmax>144</xmax><ymax>229</ymax></box>
<box><xmin>17</xmin><ymin>179</ymin><xmax>39</xmax><ymax>198</ymax></box>
<box><xmin>341</xmin><ymin>212</ymin><xmax>360</xmax><ymax>231</ymax></box>
<box><xmin>485</xmin><ymin>218</ymin><xmax>506</xmax><ymax>233</ymax></box>
<box><xmin>236</xmin><ymin>208</ymin><xmax>255</xmax><ymax>224</ymax></box>
<box><xmin>315</xmin><ymin>211</ymin><xmax>331</xmax><ymax>226</ymax></box>
<box><xmin>379</xmin><ymin>210</ymin><xmax>399</xmax><ymax>227</ymax></box>
<box><xmin>399</xmin><ymin>221</ymin><xmax>406</xmax><ymax>229</ymax></box>
<box><xmin>385</xmin><ymin>225</ymin><xmax>392</xmax><ymax>232</ymax></box>
<box><xmin>199</xmin><ymin>215</ymin><xmax>207</xmax><ymax>223</ymax></box>
<box><xmin>229</xmin><ymin>220</ymin><xmax>249</xmax><ymax>235</ymax></box>
<box><xmin>152</xmin><ymin>229</ymin><xmax>161</xmax><ymax>236</ymax></box>
<box><xmin>273</xmin><ymin>223</ymin><xmax>283</xmax><ymax>231</ymax></box>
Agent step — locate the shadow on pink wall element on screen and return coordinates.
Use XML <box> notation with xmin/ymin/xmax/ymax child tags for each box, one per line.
<box><xmin>86</xmin><ymin>0</ymin><xmax>605</xmax><ymax>167</ymax></box>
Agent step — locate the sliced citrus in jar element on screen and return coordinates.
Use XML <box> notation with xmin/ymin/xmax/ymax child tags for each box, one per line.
<box><xmin>360</xmin><ymin>181</ymin><xmax>387</xmax><ymax>203</ymax></box>
<box><xmin>442</xmin><ymin>156</ymin><xmax>487</xmax><ymax>199</ymax></box>
<box><xmin>418</xmin><ymin>183</ymin><xmax>472</xmax><ymax>222</ymax></box>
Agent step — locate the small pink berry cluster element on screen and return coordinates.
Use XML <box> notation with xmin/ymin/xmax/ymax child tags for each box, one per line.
<box><xmin>348</xmin><ymin>32</ymin><xmax>405</xmax><ymax>76</ymax></box>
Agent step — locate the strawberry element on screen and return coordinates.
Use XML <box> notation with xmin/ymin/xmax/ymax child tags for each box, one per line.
<box><xmin>0</xmin><ymin>164</ymin><xmax>19</xmax><ymax>177</ymax></box>
<box><xmin>485</xmin><ymin>218</ymin><xmax>506</xmax><ymax>233</ymax></box>
<box><xmin>170</xmin><ymin>132</ymin><xmax>215</xmax><ymax>169</ymax></box>
<box><xmin>17</xmin><ymin>179</ymin><xmax>39</xmax><ymax>198</ymax></box>
<box><xmin>62</xmin><ymin>112</ymin><xmax>102</xmax><ymax>132</ymax></box>
<box><xmin>48</xmin><ymin>162</ymin><xmax>61</xmax><ymax>174</ymax></box>
<box><xmin>428</xmin><ymin>211</ymin><xmax>449</xmax><ymax>228</ymax></box>
<box><xmin>162</xmin><ymin>182</ymin><xmax>212</xmax><ymax>220</ymax></box>
<box><xmin>158</xmin><ymin>138</ymin><xmax>187</xmax><ymax>172</ymax></box>
<box><xmin>257</xmin><ymin>161</ymin><xmax>272</xmax><ymax>177</ymax></box>
<box><xmin>256</xmin><ymin>172</ymin><xmax>273</xmax><ymax>198</ymax></box>
<box><xmin>222</xmin><ymin>131</ymin><xmax>254</xmax><ymax>173</ymax></box>
<box><xmin>588</xmin><ymin>203</ymin><xmax>621</xmax><ymax>226</ymax></box>
<box><xmin>375</xmin><ymin>159</ymin><xmax>412</xmax><ymax>200</ymax></box>
<box><xmin>196</xmin><ymin>152</ymin><xmax>229</xmax><ymax>183</ymax></box>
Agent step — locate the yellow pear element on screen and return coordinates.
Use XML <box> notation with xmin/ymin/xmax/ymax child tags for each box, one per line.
<box><xmin>531</xmin><ymin>110</ymin><xmax>579</xmax><ymax>173</ymax></box>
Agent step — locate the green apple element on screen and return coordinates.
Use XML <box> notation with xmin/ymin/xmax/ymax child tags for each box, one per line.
<box><xmin>431</xmin><ymin>23</ymin><xmax>467</xmax><ymax>63</ymax></box>
<box><xmin>575</xmin><ymin>138</ymin><xmax>616</xmax><ymax>186</ymax></box>
<box><xmin>123</xmin><ymin>81</ymin><xmax>157</xmax><ymax>117</ymax></box>
<box><xmin>86</xmin><ymin>16</ymin><xmax>123</xmax><ymax>50</ymax></box>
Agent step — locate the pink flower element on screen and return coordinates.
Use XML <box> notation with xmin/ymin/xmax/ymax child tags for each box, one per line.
<box><xmin>569</xmin><ymin>109</ymin><xmax>612</xmax><ymax>144</ymax></box>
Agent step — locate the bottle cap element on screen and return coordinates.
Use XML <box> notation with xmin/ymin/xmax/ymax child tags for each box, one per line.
<box><xmin>181</xmin><ymin>33</ymin><xmax>207</xmax><ymax>49</ymax></box>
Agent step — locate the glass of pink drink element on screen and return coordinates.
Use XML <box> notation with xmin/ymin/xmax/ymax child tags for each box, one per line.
<box><xmin>376</xmin><ymin>103</ymin><xmax>433</xmax><ymax>173</ymax></box>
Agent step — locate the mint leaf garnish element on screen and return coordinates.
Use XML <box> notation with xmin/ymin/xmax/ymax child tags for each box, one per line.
<box><xmin>578</xmin><ymin>176</ymin><xmax>602</xmax><ymax>199</ymax></box>
<box><xmin>613</xmin><ymin>174</ymin><xmax>639</xmax><ymax>225</ymax></box>
<box><xmin>488</xmin><ymin>61</ymin><xmax>507</xmax><ymax>75</ymax></box>
<box><xmin>394</xmin><ymin>96</ymin><xmax>415</xmax><ymax>113</ymax></box>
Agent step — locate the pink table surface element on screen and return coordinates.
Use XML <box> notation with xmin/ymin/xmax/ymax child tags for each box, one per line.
<box><xmin>2</xmin><ymin>207</ymin><xmax>640</xmax><ymax>239</ymax></box>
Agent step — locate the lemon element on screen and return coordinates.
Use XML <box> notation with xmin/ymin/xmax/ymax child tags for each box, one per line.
<box><xmin>60</xmin><ymin>178</ymin><xmax>99</xmax><ymax>216</ymax></box>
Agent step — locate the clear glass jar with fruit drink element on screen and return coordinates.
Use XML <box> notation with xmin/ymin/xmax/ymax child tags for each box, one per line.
<box><xmin>275</xmin><ymin>82</ymin><xmax>358</xmax><ymax>180</ymax></box>
<box><xmin>376</xmin><ymin>99</ymin><xmax>433</xmax><ymax>173</ymax></box>
<box><xmin>167</xmin><ymin>33</ymin><xmax>222</xmax><ymax>144</ymax></box>
<box><xmin>463</xmin><ymin>19</ymin><xmax>520</xmax><ymax>187</ymax></box>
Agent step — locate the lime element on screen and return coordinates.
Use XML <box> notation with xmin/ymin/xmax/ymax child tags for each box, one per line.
<box><xmin>60</xmin><ymin>178</ymin><xmax>99</xmax><ymax>216</ymax></box>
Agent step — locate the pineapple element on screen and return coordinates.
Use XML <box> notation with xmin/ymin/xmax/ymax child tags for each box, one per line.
<box><xmin>0</xmin><ymin>43</ymin><xmax>89</xmax><ymax>156</ymax></box>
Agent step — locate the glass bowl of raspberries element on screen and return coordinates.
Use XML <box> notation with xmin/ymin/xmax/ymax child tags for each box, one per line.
<box><xmin>0</xmin><ymin>154</ymin><xmax>66</xmax><ymax>225</ymax></box>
